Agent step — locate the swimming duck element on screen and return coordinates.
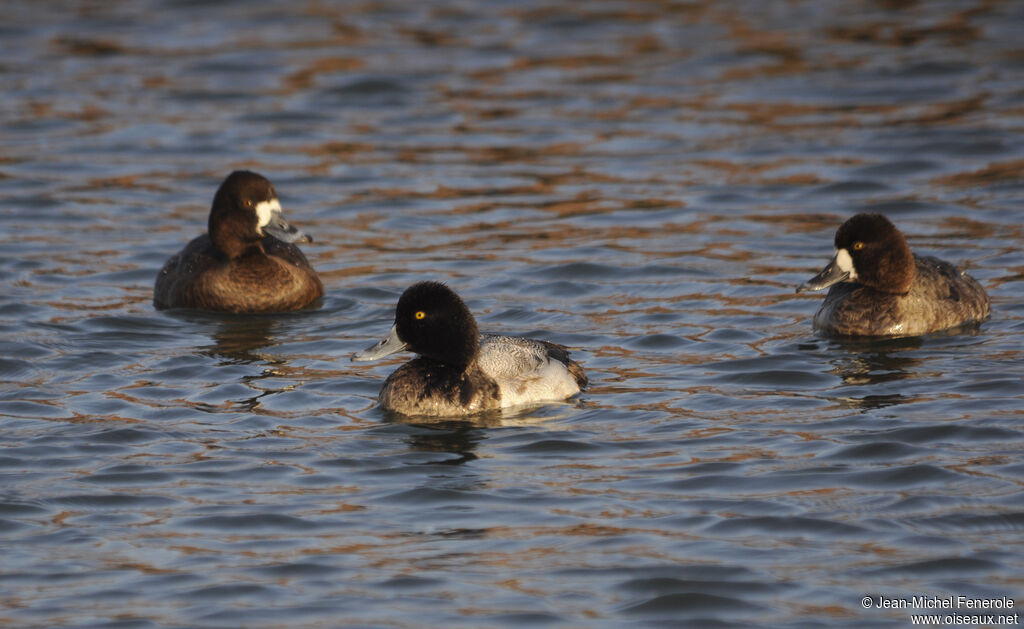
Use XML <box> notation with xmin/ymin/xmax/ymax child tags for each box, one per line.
<box><xmin>796</xmin><ymin>213</ymin><xmax>990</xmax><ymax>337</ymax></box>
<box><xmin>154</xmin><ymin>170</ymin><xmax>323</xmax><ymax>313</ymax></box>
<box><xmin>352</xmin><ymin>281</ymin><xmax>587</xmax><ymax>416</ymax></box>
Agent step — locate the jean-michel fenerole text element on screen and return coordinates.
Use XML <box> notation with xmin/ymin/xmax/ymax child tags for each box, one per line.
<box><xmin>872</xmin><ymin>596</ymin><xmax>1014</xmax><ymax>610</ymax></box>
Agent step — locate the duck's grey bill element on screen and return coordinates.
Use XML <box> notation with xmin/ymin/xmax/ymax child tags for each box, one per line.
<box><xmin>351</xmin><ymin>324</ymin><xmax>408</xmax><ymax>362</ymax></box>
<box><xmin>796</xmin><ymin>256</ymin><xmax>849</xmax><ymax>293</ymax></box>
<box><xmin>264</xmin><ymin>213</ymin><xmax>312</xmax><ymax>244</ymax></box>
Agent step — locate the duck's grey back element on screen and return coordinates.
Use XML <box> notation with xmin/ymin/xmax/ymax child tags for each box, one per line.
<box><xmin>477</xmin><ymin>335</ymin><xmax>586</xmax><ymax>407</ymax></box>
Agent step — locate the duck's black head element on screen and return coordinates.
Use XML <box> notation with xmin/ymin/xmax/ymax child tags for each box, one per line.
<box><xmin>208</xmin><ymin>170</ymin><xmax>310</xmax><ymax>259</ymax></box>
<box><xmin>799</xmin><ymin>213</ymin><xmax>915</xmax><ymax>295</ymax></box>
<box><xmin>395</xmin><ymin>281</ymin><xmax>480</xmax><ymax>367</ymax></box>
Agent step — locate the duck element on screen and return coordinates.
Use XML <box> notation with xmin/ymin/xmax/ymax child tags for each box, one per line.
<box><xmin>352</xmin><ymin>281</ymin><xmax>587</xmax><ymax>416</ymax></box>
<box><xmin>153</xmin><ymin>170</ymin><xmax>323</xmax><ymax>313</ymax></box>
<box><xmin>796</xmin><ymin>213</ymin><xmax>990</xmax><ymax>337</ymax></box>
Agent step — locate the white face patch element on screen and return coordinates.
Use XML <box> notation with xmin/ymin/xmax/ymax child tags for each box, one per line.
<box><xmin>254</xmin><ymin>198</ymin><xmax>282</xmax><ymax>233</ymax></box>
<box><xmin>834</xmin><ymin>247</ymin><xmax>858</xmax><ymax>281</ymax></box>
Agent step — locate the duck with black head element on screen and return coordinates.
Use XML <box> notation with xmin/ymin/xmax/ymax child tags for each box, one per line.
<box><xmin>796</xmin><ymin>213</ymin><xmax>990</xmax><ymax>337</ymax></box>
<box><xmin>352</xmin><ymin>281</ymin><xmax>587</xmax><ymax>417</ymax></box>
<box><xmin>154</xmin><ymin>170</ymin><xmax>323</xmax><ymax>313</ymax></box>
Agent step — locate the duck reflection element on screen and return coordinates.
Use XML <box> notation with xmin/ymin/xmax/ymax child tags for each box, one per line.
<box><xmin>162</xmin><ymin>311</ymin><xmax>293</xmax><ymax>412</ymax></box>
<box><xmin>381</xmin><ymin>403</ymin><xmax>576</xmax><ymax>466</ymax></box>
<box><xmin>165</xmin><ymin>309</ymin><xmax>286</xmax><ymax>364</ymax></box>
<box><xmin>205</xmin><ymin>315</ymin><xmax>284</xmax><ymax>364</ymax></box>
<box><xmin>822</xmin><ymin>324</ymin><xmax>984</xmax><ymax>411</ymax></box>
<box><xmin>811</xmin><ymin>337</ymin><xmax>922</xmax><ymax>411</ymax></box>
<box><xmin>384</xmin><ymin>414</ymin><xmax>487</xmax><ymax>466</ymax></box>
<box><xmin>829</xmin><ymin>335</ymin><xmax>923</xmax><ymax>386</ymax></box>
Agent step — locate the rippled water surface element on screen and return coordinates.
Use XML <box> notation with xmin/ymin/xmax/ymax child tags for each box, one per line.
<box><xmin>2</xmin><ymin>1</ymin><xmax>1024</xmax><ymax>627</ymax></box>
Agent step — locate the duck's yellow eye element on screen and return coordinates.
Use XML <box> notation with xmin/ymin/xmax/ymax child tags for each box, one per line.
<box><xmin>852</xmin><ymin>241</ymin><xmax>865</xmax><ymax>251</ymax></box>
<box><xmin>414</xmin><ymin>311</ymin><xmax>426</xmax><ymax>320</ymax></box>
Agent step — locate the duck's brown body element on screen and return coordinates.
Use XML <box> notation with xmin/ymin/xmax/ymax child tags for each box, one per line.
<box><xmin>813</xmin><ymin>254</ymin><xmax>990</xmax><ymax>337</ymax></box>
<box><xmin>154</xmin><ymin>234</ymin><xmax>322</xmax><ymax>313</ymax></box>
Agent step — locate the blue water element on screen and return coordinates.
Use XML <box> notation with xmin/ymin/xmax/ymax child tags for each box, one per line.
<box><xmin>2</xmin><ymin>1</ymin><xmax>1023</xmax><ymax>627</ymax></box>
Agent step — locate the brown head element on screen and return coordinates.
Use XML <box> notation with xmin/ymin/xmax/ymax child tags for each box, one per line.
<box><xmin>798</xmin><ymin>213</ymin><xmax>915</xmax><ymax>295</ymax></box>
<box><xmin>208</xmin><ymin>170</ymin><xmax>310</xmax><ymax>259</ymax></box>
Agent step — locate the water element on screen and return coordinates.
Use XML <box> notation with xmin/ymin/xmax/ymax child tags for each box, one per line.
<box><xmin>2</xmin><ymin>1</ymin><xmax>1023</xmax><ymax>627</ymax></box>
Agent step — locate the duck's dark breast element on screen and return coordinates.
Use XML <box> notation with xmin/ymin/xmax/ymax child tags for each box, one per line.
<box><xmin>378</xmin><ymin>359</ymin><xmax>501</xmax><ymax>416</ymax></box>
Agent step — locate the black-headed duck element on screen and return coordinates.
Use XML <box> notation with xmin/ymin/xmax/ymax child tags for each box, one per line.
<box><xmin>352</xmin><ymin>281</ymin><xmax>587</xmax><ymax>416</ymax></box>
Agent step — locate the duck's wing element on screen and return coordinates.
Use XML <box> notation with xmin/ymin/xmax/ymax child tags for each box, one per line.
<box><xmin>153</xmin><ymin>234</ymin><xmax>219</xmax><ymax>309</ymax></box>
<box><xmin>913</xmin><ymin>255</ymin><xmax>990</xmax><ymax>324</ymax></box>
